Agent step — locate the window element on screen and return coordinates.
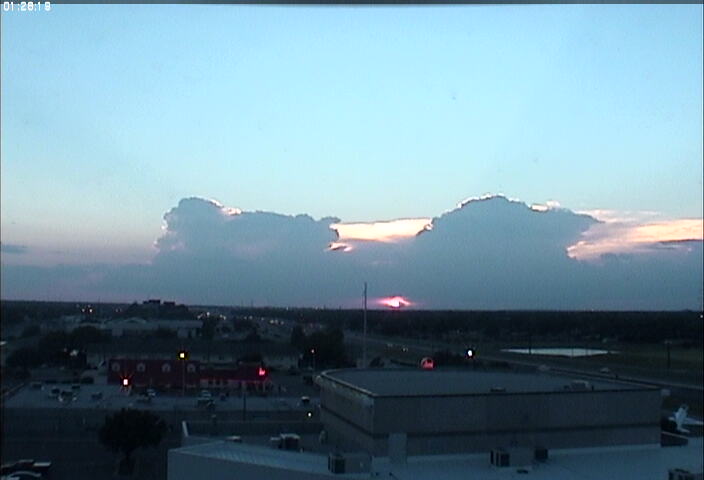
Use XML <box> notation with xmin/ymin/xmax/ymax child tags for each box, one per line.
<box><xmin>187</xmin><ymin>363</ymin><xmax>196</xmax><ymax>373</ymax></box>
<box><xmin>162</xmin><ymin>363</ymin><xmax>171</xmax><ymax>373</ymax></box>
<box><xmin>111</xmin><ymin>362</ymin><xmax>120</xmax><ymax>372</ymax></box>
<box><xmin>137</xmin><ymin>363</ymin><xmax>146</xmax><ymax>372</ymax></box>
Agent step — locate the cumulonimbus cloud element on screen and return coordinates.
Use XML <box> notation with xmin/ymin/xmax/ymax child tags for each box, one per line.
<box><xmin>1</xmin><ymin>195</ymin><xmax>702</xmax><ymax>310</ymax></box>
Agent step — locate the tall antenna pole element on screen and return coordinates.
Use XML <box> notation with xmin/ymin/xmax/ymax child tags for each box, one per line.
<box><xmin>362</xmin><ymin>282</ymin><xmax>368</xmax><ymax>368</ymax></box>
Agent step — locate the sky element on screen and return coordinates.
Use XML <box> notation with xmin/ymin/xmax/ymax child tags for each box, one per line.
<box><xmin>1</xmin><ymin>4</ymin><xmax>703</xmax><ymax>308</ymax></box>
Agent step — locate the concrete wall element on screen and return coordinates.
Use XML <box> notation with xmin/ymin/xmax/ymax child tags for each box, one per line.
<box><xmin>186</xmin><ymin>420</ymin><xmax>323</xmax><ymax>437</ymax></box>
<box><xmin>372</xmin><ymin>389</ymin><xmax>660</xmax><ymax>434</ymax></box>
<box><xmin>321</xmin><ymin>387</ymin><xmax>661</xmax><ymax>456</ymax></box>
<box><xmin>319</xmin><ymin>380</ymin><xmax>374</xmax><ymax>433</ymax></box>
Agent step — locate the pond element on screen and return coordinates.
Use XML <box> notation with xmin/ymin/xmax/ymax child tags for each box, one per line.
<box><xmin>501</xmin><ymin>347</ymin><xmax>612</xmax><ymax>358</ymax></box>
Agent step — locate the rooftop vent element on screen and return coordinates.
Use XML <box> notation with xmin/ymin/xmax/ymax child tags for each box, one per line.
<box><xmin>567</xmin><ymin>380</ymin><xmax>591</xmax><ymax>391</ymax></box>
<box><xmin>668</xmin><ymin>469</ymin><xmax>703</xmax><ymax>480</ymax></box>
<box><xmin>328</xmin><ymin>453</ymin><xmax>372</xmax><ymax>475</ymax></box>
<box><xmin>277</xmin><ymin>433</ymin><xmax>300</xmax><ymax>451</ymax></box>
<box><xmin>490</xmin><ymin>447</ymin><xmax>533</xmax><ymax>468</ymax></box>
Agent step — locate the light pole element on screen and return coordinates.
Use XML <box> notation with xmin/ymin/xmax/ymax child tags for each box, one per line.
<box><xmin>362</xmin><ymin>282</ymin><xmax>368</xmax><ymax>368</ymax></box>
<box><xmin>178</xmin><ymin>350</ymin><xmax>188</xmax><ymax>397</ymax></box>
<box><xmin>242</xmin><ymin>383</ymin><xmax>247</xmax><ymax>421</ymax></box>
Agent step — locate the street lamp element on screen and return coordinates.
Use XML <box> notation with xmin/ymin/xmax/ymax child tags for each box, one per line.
<box><xmin>664</xmin><ymin>340</ymin><xmax>672</xmax><ymax>370</ymax></box>
<box><xmin>310</xmin><ymin>348</ymin><xmax>316</xmax><ymax>371</ymax></box>
<box><xmin>178</xmin><ymin>350</ymin><xmax>188</xmax><ymax>396</ymax></box>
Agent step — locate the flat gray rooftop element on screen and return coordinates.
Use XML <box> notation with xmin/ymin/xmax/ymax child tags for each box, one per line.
<box><xmin>171</xmin><ymin>438</ymin><xmax>704</xmax><ymax>480</ymax></box>
<box><xmin>321</xmin><ymin>369</ymin><xmax>641</xmax><ymax>397</ymax></box>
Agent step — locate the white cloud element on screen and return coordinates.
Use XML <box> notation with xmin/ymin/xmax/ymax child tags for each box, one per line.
<box><xmin>567</xmin><ymin>217</ymin><xmax>703</xmax><ymax>260</ymax></box>
<box><xmin>2</xmin><ymin>195</ymin><xmax>702</xmax><ymax>309</ymax></box>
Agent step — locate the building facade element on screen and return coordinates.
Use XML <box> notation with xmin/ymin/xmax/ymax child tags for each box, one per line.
<box><xmin>317</xmin><ymin>369</ymin><xmax>661</xmax><ymax>456</ymax></box>
<box><xmin>107</xmin><ymin>358</ymin><xmax>270</xmax><ymax>390</ymax></box>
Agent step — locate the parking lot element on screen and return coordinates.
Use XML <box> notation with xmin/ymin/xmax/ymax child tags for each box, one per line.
<box><xmin>1</xmin><ymin>370</ymin><xmax>322</xmax><ymax>480</ymax></box>
<box><xmin>5</xmin><ymin>370</ymin><xmax>320</xmax><ymax>411</ymax></box>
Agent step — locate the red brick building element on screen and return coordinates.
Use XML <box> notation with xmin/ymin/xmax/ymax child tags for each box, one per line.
<box><xmin>107</xmin><ymin>358</ymin><xmax>270</xmax><ymax>391</ymax></box>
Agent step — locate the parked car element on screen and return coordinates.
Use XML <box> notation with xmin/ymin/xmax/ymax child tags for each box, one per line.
<box><xmin>5</xmin><ymin>471</ymin><xmax>43</xmax><ymax>479</ymax></box>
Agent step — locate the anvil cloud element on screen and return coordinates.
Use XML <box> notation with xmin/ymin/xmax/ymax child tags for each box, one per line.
<box><xmin>1</xmin><ymin>195</ymin><xmax>702</xmax><ymax>310</ymax></box>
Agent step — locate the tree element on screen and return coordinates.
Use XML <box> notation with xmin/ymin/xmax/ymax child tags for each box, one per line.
<box><xmin>238</xmin><ymin>352</ymin><xmax>263</xmax><ymax>364</ymax></box>
<box><xmin>6</xmin><ymin>346</ymin><xmax>43</xmax><ymax>369</ymax></box>
<box><xmin>243</xmin><ymin>330</ymin><xmax>262</xmax><ymax>343</ymax></box>
<box><xmin>99</xmin><ymin>409</ymin><xmax>167</xmax><ymax>474</ymax></box>
<box><xmin>290</xmin><ymin>325</ymin><xmax>305</xmax><ymax>348</ymax></box>
<box><xmin>201</xmin><ymin>317</ymin><xmax>217</xmax><ymax>340</ymax></box>
<box><xmin>71</xmin><ymin>326</ymin><xmax>110</xmax><ymax>346</ymax></box>
<box><xmin>152</xmin><ymin>327</ymin><xmax>177</xmax><ymax>339</ymax></box>
<box><xmin>303</xmin><ymin>327</ymin><xmax>347</xmax><ymax>368</ymax></box>
<box><xmin>21</xmin><ymin>324</ymin><xmax>41</xmax><ymax>338</ymax></box>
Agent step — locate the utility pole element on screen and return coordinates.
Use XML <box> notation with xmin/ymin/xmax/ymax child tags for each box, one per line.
<box><xmin>665</xmin><ymin>340</ymin><xmax>672</xmax><ymax>370</ymax></box>
<box><xmin>362</xmin><ymin>282</ymin><xmax>368</xmax><ymax>368</ymax></box>
<box><xmin>242</xmin><ymin>384</ymin><xmax>247</xmax><ymax>421</ymax></box>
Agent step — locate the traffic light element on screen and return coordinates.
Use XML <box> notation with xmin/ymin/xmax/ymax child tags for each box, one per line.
<box><xmin>258</xmin><ymin>367</ymin><xmax>266</xmax><ymax>377</ymax></box>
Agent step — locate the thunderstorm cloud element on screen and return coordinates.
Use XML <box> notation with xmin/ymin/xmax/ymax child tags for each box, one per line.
<box><xmin>1</xmin><ymin>196</ymin><xmax>702</xmax><ymax>309</ymax></box>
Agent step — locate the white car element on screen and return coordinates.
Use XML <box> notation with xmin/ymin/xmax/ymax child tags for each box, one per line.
<box><xmin>5</xmin><ymin>471</ymin><xmax>42</xmax><ymax>480</ymax></box>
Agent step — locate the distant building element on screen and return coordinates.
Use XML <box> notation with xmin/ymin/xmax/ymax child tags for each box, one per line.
<box><xmin>85</xmin><ymin>338</ymin><xmax>298</xmax><ymax>371</ymax></box>
<box><xmin>107</xmin><ymin>358</ymin><xmax>269</xmax><ymax>390</ymax></box>
<box><xmin>107</xmin><ymin>318</ymin><xmax>202</xmax><ymax>338</ymax></box>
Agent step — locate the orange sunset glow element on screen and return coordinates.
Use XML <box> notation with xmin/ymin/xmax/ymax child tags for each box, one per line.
<box><xmin>379</xmin><ymin>296</ymin><xmax>412</xmax><ymax>309</ymax></box>
<box><xmin>331</xmin><ymin>218</ymin><xmax>431</xmax><ymax>243</ymax></box>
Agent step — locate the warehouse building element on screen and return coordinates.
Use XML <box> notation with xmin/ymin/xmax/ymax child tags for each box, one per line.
<box><xmin>166</xmin><ymin>368</ymin><xmax>703</xmax><ymax>480</ymax></box>
<box><xmin>316</xmin><ymin>368</ymin><xmax>662</xmax><ymax>457</ymax></box>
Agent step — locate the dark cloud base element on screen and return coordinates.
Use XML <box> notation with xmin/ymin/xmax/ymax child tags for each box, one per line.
<box><xmin>2</xmin><ymin>197</ymin><xmax>702</xmax><ymax>310</ymax></box>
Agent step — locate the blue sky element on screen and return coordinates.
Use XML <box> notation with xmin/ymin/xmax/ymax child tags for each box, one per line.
<box><xmin>2</xmin><ymin>4</ymin><xmax>703</xmax><ymax>268</ymax></box>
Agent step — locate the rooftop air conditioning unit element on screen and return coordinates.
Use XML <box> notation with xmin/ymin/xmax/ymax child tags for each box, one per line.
<box><xmin>534</xmin><ymin>446</ymin><xmax>548</xmax><ymax>462</ymax></box>
<box><xmin>669</xmin><ymin>469</ymin><xmax>703</xmax><ymax>480</ymax></box>
<box><xmin>490</xmin><ymin>449</ymin><xmax>509</xmax><ymax>467</ymax></box>
<box><xmin>279</xmin><ymin>433</ymin><xmax>301</xmax><ymax>451</ymax></box>
<box><xmin>329</xmin><ymin>453</ymin><xmax>346</xmax><ymax>474</ymax></box>
<box><xmin>328</xmin><ymin>453</ymin><xmax>371</xmax><ymax>475</ymax></box>
<box><xmin>490</xmin><ymin>447</ymin><xmax>532</xmax><ymax>467</ymax></box>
